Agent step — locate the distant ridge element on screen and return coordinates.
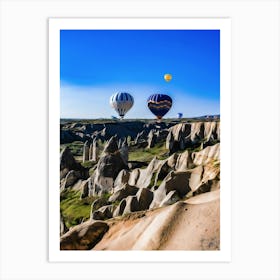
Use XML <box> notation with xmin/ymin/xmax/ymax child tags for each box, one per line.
<box><xmin>191</xmin><ymin>114</ymin><xmax>220</xmax><ymax>120</ymax></box>
<box><xmin>60</xmin><ymin>114</ymin><xmax>220</xmax><ymax>122</ymax></box>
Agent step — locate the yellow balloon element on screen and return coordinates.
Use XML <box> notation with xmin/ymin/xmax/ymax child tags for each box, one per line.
<box><xmin>164</xmin><ymin>73</ymin><xmax>172</xmax><ymax>82</ymax></box>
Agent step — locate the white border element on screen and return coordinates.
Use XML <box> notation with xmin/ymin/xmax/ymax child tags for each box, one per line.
<box><xmin>49</xmin><ymin>18</ymin><xmax>231</xmax><ymax>262</ymax></box>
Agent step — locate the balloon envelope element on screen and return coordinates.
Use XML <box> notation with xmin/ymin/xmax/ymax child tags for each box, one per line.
<box><xmin>164</xmin><ymin>73</ymin><xmax>172</xmax><ymax>82</ymax></box>
<box><xmin>110</xmin><ymin>92</ymin><xmax>134</xmax><ymax>118</ymax></box>
<box><xmin>147</xmin><ymin>94</ymin><xmax>172</xmax><ymax>119</ymax></box>
<box><xmin>177</xmin><ymin>112</ymin><xmax>183</xmax><ymax>119</ymax></box>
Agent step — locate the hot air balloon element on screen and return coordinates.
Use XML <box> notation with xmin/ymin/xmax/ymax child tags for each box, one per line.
<box><xmin>110</xmin><ymin>92</ymin><xmax>134</xmax><ymax>119</ymax></box>
<box><xmin>147</xmin><ymin>94</ymin><xmax>172</xmax><ymax>120</ymax></box>
<box><xmin>164</xmin><ymin>73</ymin><xmax>172</xmax><ymax>82</ymax></box>
<box><xmin>177</xmin><ymin>112</ymin><xmax>183</xmax><ymax>119</ymax></box>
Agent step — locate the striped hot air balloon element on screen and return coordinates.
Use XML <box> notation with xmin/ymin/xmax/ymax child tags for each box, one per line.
<box><xmin>110</xmin><ymin>92</ymin><xmax>134</xmax><ymax>119</ymax></box>
<box><xmin>147</xmin><ymin>94</ymin><xmax>172</xmax><ymax>119</ymax></box>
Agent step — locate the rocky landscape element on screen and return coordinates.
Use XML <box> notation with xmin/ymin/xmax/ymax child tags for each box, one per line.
<box><xmin>60</xmin><ymin>118</ymin><xmax>220</xmax><ymax>250</ymax></box>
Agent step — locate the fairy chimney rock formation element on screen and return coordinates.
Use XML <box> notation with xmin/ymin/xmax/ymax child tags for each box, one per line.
<box><xmin>90</xmin><ymin>138</ymin><xmax>99</xmax><ymax>162</ymax></box>
<box><xmin>83</xmin><ymin>140</ymin><xmax>90</xmax><ymax>162</ymax></box>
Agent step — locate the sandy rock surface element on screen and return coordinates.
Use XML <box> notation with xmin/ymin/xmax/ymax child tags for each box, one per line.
<box><xmin>93</xmin><ymin>190</ymin><xmax>220</xmax><ymax>250</ymax></box>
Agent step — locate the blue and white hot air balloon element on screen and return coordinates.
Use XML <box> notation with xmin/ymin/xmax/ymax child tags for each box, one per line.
<box><xmin>147</xmin><ymin>93</ymin><xmax>172</xmax><ymax>119</ymax></box>
<box><xmin>110</xmin><ymin>92</ymin><xmax>134</xmax><ymax>119</ymax></box>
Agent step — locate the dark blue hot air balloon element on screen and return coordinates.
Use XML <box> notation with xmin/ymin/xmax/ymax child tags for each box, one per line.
<box><xmin>177</xmin><ymin>112</ymin><xmax>183</xmax><ymax>119</ymax></box>
<box><xmin>147</xmin><ymin>94</ymin><xmax>172</xmax><ymax>119</ymax></box>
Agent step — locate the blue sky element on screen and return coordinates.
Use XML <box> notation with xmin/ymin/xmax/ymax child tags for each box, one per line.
<box><xmin>60</xmin><ymin>30</ymin><xmax>220</xmax><ymax>119</ymax></box>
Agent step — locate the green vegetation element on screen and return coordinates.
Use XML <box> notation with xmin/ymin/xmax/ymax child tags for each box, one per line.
<box><xmin>60</xmin><ymin>189</ymin><xmax>113</xmax><ymax>229</ymax></box>
<box><xmin>129</xmin><ymin>142</ymin><xmax>169</xmax><ymax>162</ymax></box>
<box><xmin>155</xmin><ymin>178</ymin><xmax>163</xmax><ymax>188</ymax></box>
<box><xmin>81</xmin><ymin>160</ymin><xmax>96</xmax><ymax>169</ymax></box>
<box><xmin>147</xmin><ymin>172</ymin><xmax>164</xmax><ymax>189</ymax></box>
<box><xmin>89</xmin><ymin>167</ymin><xmax>96</xmax><ymax>176</ymax></box>
<box><xmin>212</xmin><ymin>159</ymin><xmax>220</xmax><ymax>167</ymax></box>
<box><xmin>60</xmin><ymin>141</ymin><xmax>83</xmax><ymax>157</ymax></box>
<box><xmin>60</xmin><ymin>189</ymin><xmax>96</xmax><ymax>228</ymax></box>
<box><xmin>187</xmin><ymin>145</ymin><xmax>201</xmax><ymax>153</ymax></box>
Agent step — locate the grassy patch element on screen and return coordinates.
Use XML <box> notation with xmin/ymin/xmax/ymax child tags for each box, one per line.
<box><xmin>89</xmin><ymin>167</ymin><xmax>96</xmax><ymax>176</ymax></box>
<box><xmin>60</xmin><ymin>190</ymin><xmax>96</xmax><ymax>228</ymax></box>
<box><xmin>60</xmin><ymin>190</ymin><xmax>113</xmax><ymax>228</ymax></box>
<box><xmin>81</xmin><ymin>161</ymin><xmax>96</xmax><ymax>169</ymax></box>
<box><xmin>129</xmin><ymin>142</ymin><xmax>169</xmax><ymax>163</ymax></box>
<box><xmin>60</xmin><ymin>141</ymin><xmax>83</xmax><ymax>157</ymax></box>
<box><xmin>155</xmin><ymin>178</ymin><xmax>163</xmax><ymax>187</ymax></box>
<box><xmin>147</xmin><ymin>172</ymin><xmax>163</xmax><ymax>189</ymax></box>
